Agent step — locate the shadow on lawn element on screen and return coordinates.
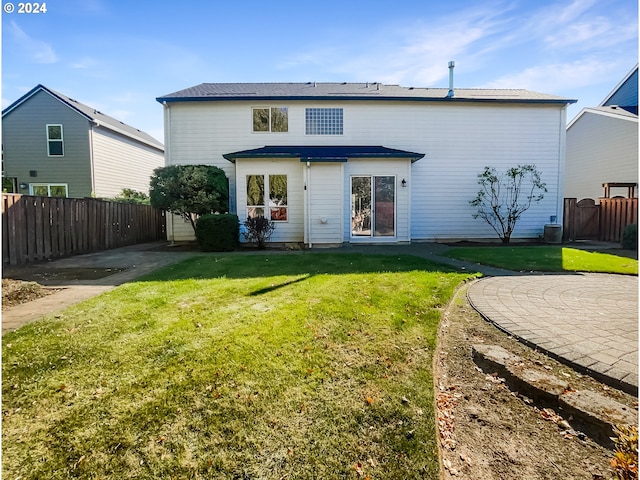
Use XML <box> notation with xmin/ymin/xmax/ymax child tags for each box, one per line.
<box><xmin>137</xmin><ymin>252</ymin><xmax>466</xmax><ymax>283</ymax></box>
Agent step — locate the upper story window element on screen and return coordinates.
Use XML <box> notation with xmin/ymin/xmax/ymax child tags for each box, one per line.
<box><xmin>305</xmin><ymin>108</ymin><xmax>343</xmax><ymax>135</ymax></box>
<box><xmin>252</xmin><ymin>107</ymin><xmax>288</xmax><ymax>132</ymax></box>
<box><xmin>46</xmin><ymin>124</ymin><xmax>64</xmax><ymax>156</ymax></box>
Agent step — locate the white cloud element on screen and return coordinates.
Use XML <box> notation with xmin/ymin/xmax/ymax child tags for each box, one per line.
<box><xmin>7</xmin><ymin>21</ymin><xmax>58</xmax><ymax>64</ymax></box>
<box><xmin>70</xmin><ymin>57</ymin><xmax>100</xmax><ymax>69</ymax></box>
<box><xmin>278</xmin><ymin>3</ymin><xmax>514</xmax><ymax>86</ymax></box>
<box><xmin>482</xmin><ymin>58</ymin><xmax>625</xmax><ymax>93</ymax></box>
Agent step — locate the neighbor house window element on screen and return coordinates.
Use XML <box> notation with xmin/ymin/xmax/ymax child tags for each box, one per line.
<box><xmin>246</xmin><ymin>174</ymin><xmax>288</xmax><ymax>221</ymax></box>
<box><xmin>252</xmin><ymin>107</ymin><xmax>288</xmax><ymax>132</ymax></box>
<box><xmin>2</xmin><ymin>177</ymin><xmax>17</xmax><ymax>193</ymax></box>
<box><xmin>46</xmin><ymin>124</ymin><xmax>64</xmax><ymax>156</ymax></box>
<box><xmin>30</xmin><ymin>183</ymin><xmax>68</xmax><ymax>197</ymax></box>
<box><xmin>305</xmin><ymin>108</ymin><xmax>343</xmax><ymax>135</ymax></box>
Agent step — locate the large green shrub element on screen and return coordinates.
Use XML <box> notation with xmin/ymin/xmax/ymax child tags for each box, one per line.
<box><xmin>622</xmin><ymin>224</ymin><xmax>637</xmax><ymax>250</ymax></box>
<box><xmin>149</xmin><ymin>165</ymin><xmax>229</xmax><ymax>232</ymax></box>
<box><xmin>195</xmin><ymin>214</ymin><xmax>239</xmax><ymax>251</ymax></box>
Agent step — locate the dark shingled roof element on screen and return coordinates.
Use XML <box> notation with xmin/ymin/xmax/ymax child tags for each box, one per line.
<box><xmin>158</xmin><ymin>82</ymin><xmax>576</xmax><ymax>105</ymax></box>
<box><xmin>222</xmin><ymin>145</ymin><xmax>425</xmax><ymax>163</ymax></box>
<box><xmin>3</xmin><ymin>84</ymin><xmax>164</xmax><ymax>151</ymax></box>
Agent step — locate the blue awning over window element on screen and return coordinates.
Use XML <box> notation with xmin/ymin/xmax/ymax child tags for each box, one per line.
<box><xmin>223</xmin><ymin>145</ymin><xmax>425</xmax><ymax>163</ymax></box>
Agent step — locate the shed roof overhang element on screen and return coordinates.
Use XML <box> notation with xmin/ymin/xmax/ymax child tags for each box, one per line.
<box><xmin>222</xmin><ymin>145</ymin><xmax>425</xmax><ymax>163</ymax></box>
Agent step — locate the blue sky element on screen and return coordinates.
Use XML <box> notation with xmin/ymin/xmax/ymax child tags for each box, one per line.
<box><xmin>2</xmin><ymin>0</ymin><xmax>637</xmax><ymax>142</ymax></box>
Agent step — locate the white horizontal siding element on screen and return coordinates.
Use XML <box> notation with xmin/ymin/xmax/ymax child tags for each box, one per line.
<box><xmin>165</xmin><ymin>100</ymin><xmax>567</xmax><ymax>241</ymax></box>
<box><xmin>407</xmin><ymin>105</ymin><xmax>564</xmax><ymax>240</ymax></box>
<box><xmin>92</xmin><ymin>126</ymin><xmax>164</xmax><ymax>197</ymax></box>
<box><xmin>565</xmin><ymin>111</ymin><xmax>638</xmax><ymax>201</ymax></box>
<box><xmin>166</xmin><ymin>213</ymin><xmax>198</xmax><ymax>242</ymax></box>
<box><xmin>308</xmin><ymin>163</ymin><xmax>343</xmax><ymax>244</ymax></box>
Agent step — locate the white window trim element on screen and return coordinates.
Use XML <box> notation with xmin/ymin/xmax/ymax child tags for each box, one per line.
<box><xmin>251</xmin><ymin>106</ymin><xmax>289</xmax><ymax>133</ymax></box>
<box><xmin>29</xmin><ymin>183</ymin><xmax>69</xmax><ymax>197</ymax></box>
<box><xmin>46</xmin><ymin>124</ymin><xmax>64</xmax><ymax>156</ymax></box>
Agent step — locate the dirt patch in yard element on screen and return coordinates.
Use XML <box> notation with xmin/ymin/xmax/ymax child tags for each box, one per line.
<box><xmin>1</xmin><ymin>279</ymin><xmax>62</xmax><ymax>309</ymax></box>
<box><xmin>435</xmin><ymin>282</ymin><xmax>637</xmax><ymax>480</ymax></box>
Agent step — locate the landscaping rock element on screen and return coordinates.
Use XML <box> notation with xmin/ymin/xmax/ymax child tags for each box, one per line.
<box><xmin>472</xmin><ymin>343</ymin><xmax>637</xmax><ymax>448</ymax></box>
<box><xmin>559</xmin><ymin>389</ymin><xmax>638</xmax><ymax>447</ymax></box>
<box><xmin>472</xmin><ymin>344</ymin><xmax>569</xmax><ymax>405</ymax></box>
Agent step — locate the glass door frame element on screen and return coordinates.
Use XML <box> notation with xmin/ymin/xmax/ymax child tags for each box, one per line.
<box><xmin>350</xmin><ymin>175</ymin><xmax>396</xmax><ymax>239</ymax></box>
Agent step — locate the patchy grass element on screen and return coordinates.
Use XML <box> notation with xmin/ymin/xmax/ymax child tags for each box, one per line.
<box><xmin>446</xmin><ymin>246</ymin><xmax>638</xmax><ymax>275</ymax></box>
<box><xmin>2</xmin><ymin>253</ymin><xmax>475</xmax><ymax>480</ymax></box>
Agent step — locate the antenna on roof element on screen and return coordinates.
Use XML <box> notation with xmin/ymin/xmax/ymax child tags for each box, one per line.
<box><xmin>447</xmin><ymin>61</ymin><xmax>455</xmax><ymax>98</ymax></box>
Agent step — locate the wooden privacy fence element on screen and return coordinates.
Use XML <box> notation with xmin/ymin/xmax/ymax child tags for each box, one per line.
<box><xmin>2</xmin><ymin>194</ymin><xmax>166</xmax><ymax>266</ymax></box>
<box><xmin>598</xmin><ymin>197</ymin><xmax>638</xmax><ymax>242</ymax></box>
<box><xmin>563</xmin><ymin>197</ymin><xmax>638</xmax><ymax>243</ymax></box>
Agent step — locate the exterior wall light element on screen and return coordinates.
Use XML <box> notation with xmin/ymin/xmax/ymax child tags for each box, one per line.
<box><xmin>401</xmin><ymin>179</ymin><xmax>407</xmax><ymax>188</ymax></box>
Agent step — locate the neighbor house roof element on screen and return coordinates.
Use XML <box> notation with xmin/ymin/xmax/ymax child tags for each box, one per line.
<box><xmin>567</xmin><ymin>105</ymin><xmax>639</xmax><ymax>129</ymax></box>
<box><xmin>157</xmin><ymin>82</ymin><xmax>576</xmax><ymax>105</ymax></box>
<box><xmin>2</xmin><ymin>84</ymin><xmax>164</xmax><ymax>151</ymax></box>
<box><xmin>600</xmin><ymin>64</ymin><xmax>638</xmax><ymax>114</ymax></box>
<box><xmin>222</xmin><ymin>145</ymin><xmax>425</xmax><ymax>163</ymax></box>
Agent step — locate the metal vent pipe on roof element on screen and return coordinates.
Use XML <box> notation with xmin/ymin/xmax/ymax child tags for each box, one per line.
<box><xmin>447</xmin><ymin>61</ymin><xmax>455</xmax><ymax>98</ymax></box>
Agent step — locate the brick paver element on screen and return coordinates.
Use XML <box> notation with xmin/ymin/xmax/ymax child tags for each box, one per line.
<box><xmin>467</xmin><ymin>274</ymin><xmax>638</xmax><ymax>394</ymax></box>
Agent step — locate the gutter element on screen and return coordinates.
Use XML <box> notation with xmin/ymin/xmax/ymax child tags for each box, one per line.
<box><xmin>157</xmin><ymin>95</ymin><xmax>577</xmax><ymax>105</ymax></box>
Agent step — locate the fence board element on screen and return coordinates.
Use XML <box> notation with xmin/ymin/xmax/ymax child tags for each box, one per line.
<box><xmin>599</xmin><ymin>198</ymin><xmax>638</xmax><ymax>242</ymax></box>
<box><xmin>2</xmin><ymin>194</ymin><xmax>166</xmax><ymax>266</ymax></box>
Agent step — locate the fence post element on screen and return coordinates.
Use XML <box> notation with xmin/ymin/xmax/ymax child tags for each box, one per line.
<box><xmin>563</xmin><ymin>198</ymin><xmax>576</xmax><ymax>242</ymax></box>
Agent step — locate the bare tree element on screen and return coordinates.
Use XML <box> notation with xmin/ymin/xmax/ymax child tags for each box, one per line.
<box><xmin>470</xmin><ymin>165</ymin><xmax>547</xmax><ymax>244</ymax></box>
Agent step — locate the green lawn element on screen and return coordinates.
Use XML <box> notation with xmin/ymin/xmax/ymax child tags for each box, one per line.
<box><xmin>2</xmin><ymin>253</ymin><xmax>474</xmax><ymax>480</ymax></box>
<box><xmin>446</xmin><ymin>246</ymin><xmax>638</xmax><ymax>274</ymax></box>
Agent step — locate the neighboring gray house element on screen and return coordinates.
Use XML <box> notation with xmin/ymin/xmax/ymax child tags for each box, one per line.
<box><xmin>2</xmin><ymin>84</ymin><xmax>164</xmax><ymax>198</ymax></box>
<box><xmin>565</xmin><ymin>65</ymin><xmax>638</xmax><ymax>201</ymax></box>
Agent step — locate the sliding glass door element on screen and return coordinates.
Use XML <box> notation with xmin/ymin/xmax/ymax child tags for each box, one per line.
<box><xmin>351</xmin><ymin>176</ymin><xmax>395</xmax><ymax>238</ymax></box>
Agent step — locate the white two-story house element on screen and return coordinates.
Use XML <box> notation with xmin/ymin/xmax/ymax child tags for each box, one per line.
<box><xmin>157</xmin><ymin>82</ymin><xmax>575</xmax><ymax>246</ymax></box>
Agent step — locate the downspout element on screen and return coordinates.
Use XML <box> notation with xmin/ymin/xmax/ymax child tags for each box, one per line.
<box><xmin>306</xmin><ymin>161</ymin><xmax>312</xmax><ymax>248</ymax></box>
<box><xmin>557</xmin><ymin>106</ymin><xmax>568</xmax><ymax>227</ymax></box>
<box><xmin>88</xmin><ymin>121</ymin><xmax>97</xmax><ymax>196</ymax></box>
<box><xmin>163</xmin><ymin>101</ymin><xmax>174</xmax><ymax>243</ymax></box>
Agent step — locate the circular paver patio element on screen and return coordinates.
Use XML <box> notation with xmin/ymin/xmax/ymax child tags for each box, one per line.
<box><xmin>467</xmin><ymin>273</ymin><xmax>638</xmax><ymax>394</ymax></box>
